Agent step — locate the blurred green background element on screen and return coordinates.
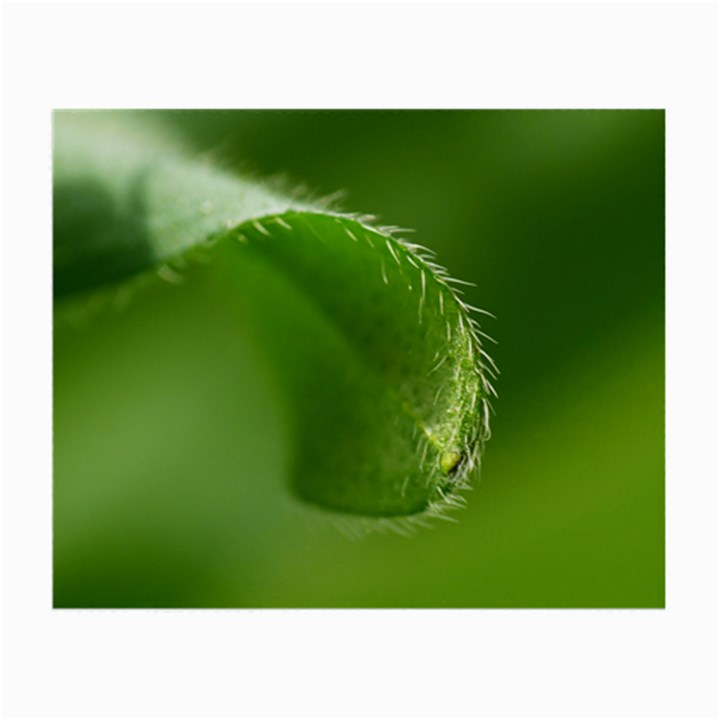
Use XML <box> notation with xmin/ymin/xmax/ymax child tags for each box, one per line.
<box><xmin>54</xmin><ymin>110</ymin><xmax>664</xmax><ymax>608</ymax></box>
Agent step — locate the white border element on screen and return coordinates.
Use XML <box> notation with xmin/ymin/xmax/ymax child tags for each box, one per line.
<box><xmin>2</xmin><ymin>1</ymin><xmax>718</xmax><ymax>718</ymax></box>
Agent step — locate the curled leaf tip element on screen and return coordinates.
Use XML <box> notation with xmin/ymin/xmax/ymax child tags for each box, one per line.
<box><xmin>53</xmin><ymin>111</ymin><xmax>496</xmax><ymax>521</ymax></box>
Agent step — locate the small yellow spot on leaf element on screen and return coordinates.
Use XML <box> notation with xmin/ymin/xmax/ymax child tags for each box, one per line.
<box><xmin>440</xmin><ymin>450</ymin><xmax>462</xmax><ymax>475</ymax></box>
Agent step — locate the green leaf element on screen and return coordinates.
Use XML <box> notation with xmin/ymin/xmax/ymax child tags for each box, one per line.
<box><xmin>53</xmin><ymin>111</ymin><xmax>495</xmax><ymax>519</ymax></box>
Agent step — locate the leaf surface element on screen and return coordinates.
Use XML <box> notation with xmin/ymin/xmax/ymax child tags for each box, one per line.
<box><xmin>54</xmin><ymin>111</ymin><xmax>495</xmax><ymax>518</ymax></box>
